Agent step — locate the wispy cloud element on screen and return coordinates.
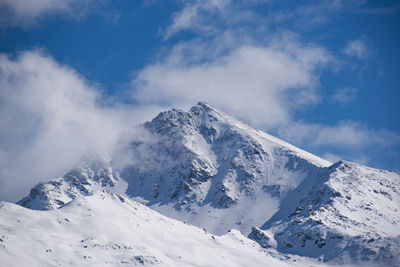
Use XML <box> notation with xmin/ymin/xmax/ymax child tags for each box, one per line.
<box><xmin>277</xmin><ymin>121</ymin><xmax>400</xmax><ymax>149</ymax></box>
<box><xmin>331</xmin><ymin>87</ymin><xmax>358</xmax><ymax>103</ymax></box>
<box><xmin>361</xmin><ymin>3</ymin><xmax>400</xmax><ymax>15</ymax></box>
<box><xmin>164</xmin><ymin>0</ymin><xmax>230</xmax><ymax>39</ymax></box>
<box><xmin>163</xmin><ymin>0</ymin><xmax>270</xmax><ymax>39</ymax></box>
<box><xmin>321</xmin><ymin>152</ymin><xmax>342</xmax><ymax>163</ymax></box>
<box><xmin>0</xmin><ymin>0</ymin><xmax>107</xmax><ymax>28</ymax></box>
<box><xmin>262</xmin><ymin>0</ymin><xmax>367</xmax><ymax>30</ymax></box>
<box><xmin>343</xmin><ymin>39</ymin><xmax>371</xmax><ymax>59</ymax></box>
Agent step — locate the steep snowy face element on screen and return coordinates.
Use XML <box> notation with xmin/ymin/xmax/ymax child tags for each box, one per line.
<box><xmin>250</xmin><ymin>161</ymin><xmax>400</xmax><ymax>265</ymax></box>
<box><xmin>18</xmin><ymin>157</ymin><xmax>123</xmax><ymax>210</ymax></box>
<box><xmin>122</xmin><ymin>102</ymin><xmax>331</xmax><ymax>234</ymax></box>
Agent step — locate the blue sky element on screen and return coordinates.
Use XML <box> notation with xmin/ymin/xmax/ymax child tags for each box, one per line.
<box><xmin>0</xmin><ymin>0</ymin><xmax>399</xmax><ymax>201</ymax></box>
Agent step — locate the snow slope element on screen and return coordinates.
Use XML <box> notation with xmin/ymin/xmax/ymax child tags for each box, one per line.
<box><xmin>0</xmin><ymin>191</ymin><xmax>324</xmax><ymax>267</ymax></box>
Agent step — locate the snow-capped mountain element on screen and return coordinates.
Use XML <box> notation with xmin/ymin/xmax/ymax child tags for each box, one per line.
<box><xmin>9</xmin><ymin>102</ymin><xmax>400</xmax><ymax>266</ymax></box>
<box><xmin>121</xmin><ymin>102</ymin><xmax>331</xmax><ymax>235</ymax></box>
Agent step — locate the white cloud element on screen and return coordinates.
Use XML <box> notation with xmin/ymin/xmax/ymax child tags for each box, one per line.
<box><xmin>331</xmin><ymin>87</ymin><xmax>357</xmax><ymax>103</ymax></box>
<box><xmin>0</xmin><ymin>50</ymin><xmax>160</xmax><ymax>202</ymax></box>
<box><xmin>361</xmin><ymin>3</ymin><xmax>400</xmax><ymax>15</ymax></box>
<box><xmin>164</xmin><ymin>0</ymin><xmax>230</xmax><ymax>39</ymax></box>
<box><xmin>277</xmin><ymin>121</ymin><xmax>400</xmax><ymax>149</ymax></box>
<box><xmin>132</xmin><ymin>36</ymin><xmax>330</xmax><ymax>127</ymax></box>
<box><xmin>163</xmin><ymin>0</ymin><xmax>272</xmax><ymax>39</ymax></box>
<box><xmin>276</xmin><ymin>121</ymin><xmax>399</xmax><ymax>169</ymax></box>
<box><xmin>321</xmin><ymin>152</ymin><xmax>342</xmax><ymax>163</ymax></box>
<box><xmin>294</xmin><ymin>0</ymin><xmax>367</xmax><ymax>25</ymax></box>
<box><xmin>323</xmin><ymin>152</ymin><xmax>371</xmax><ymax>166</ymax></box>
<box><xmin>343</xmin><ymin>39</ymin><xmax>371</xmax><ymax>59</ymax></box>
<box><xmin>0</xmin><ymin>0</ymin><xmax>104</xmax><ymax>27</ymax></box>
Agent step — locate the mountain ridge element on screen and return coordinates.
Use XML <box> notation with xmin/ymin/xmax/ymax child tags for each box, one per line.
<box><xmin>9</xmin><ymin>102</ymin><xmax>400</xmax><ymax>266</ymax></box>
<box><xmin>249</xmin><ymin>160</ymin><xmax>400</xmax><ymax>264</ymax></box>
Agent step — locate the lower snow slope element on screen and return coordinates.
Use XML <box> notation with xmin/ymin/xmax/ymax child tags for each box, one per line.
<box><xmin>1</xmin><ymin>191</ymin><xmax>324</xmax><ymax>267</ymax></box>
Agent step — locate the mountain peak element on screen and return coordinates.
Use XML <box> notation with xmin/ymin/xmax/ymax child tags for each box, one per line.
<box><xmin>190</xmin><ymin>102</ymin><xmax>234</xmax><ymax>120</ymax></box>
<box><xmin>119</xmin><ymin>103</ymin><xmax>334</xmax><ymax>234</ymax></box>
<box><xmin>194</xmin><ymin>101</ymin><xmax>215</xmax><ymax>110</ymax></box>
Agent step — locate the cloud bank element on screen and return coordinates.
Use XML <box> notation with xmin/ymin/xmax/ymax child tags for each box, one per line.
<box><xmin>0</xmin><ymin>50</ymin><xmax>155</xmax><ymax>202</ymax></box>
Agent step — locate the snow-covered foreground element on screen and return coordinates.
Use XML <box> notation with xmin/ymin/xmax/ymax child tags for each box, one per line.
<box><xmin>1</xmin><ymin>191</ymin><xmax>325</xmax><ymax>267</ymax></box>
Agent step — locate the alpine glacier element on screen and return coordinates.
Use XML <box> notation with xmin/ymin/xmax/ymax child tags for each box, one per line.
<box><xmin>1</xmin><ymin>102</ymin><xmax>399</xmax><ymax>266</ymax></box>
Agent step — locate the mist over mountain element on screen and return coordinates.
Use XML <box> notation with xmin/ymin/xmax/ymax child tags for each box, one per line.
<box><xmin>1</xmin><ymin>103</ymin><xmax>399</xmax><ymax>266</ymax></box>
